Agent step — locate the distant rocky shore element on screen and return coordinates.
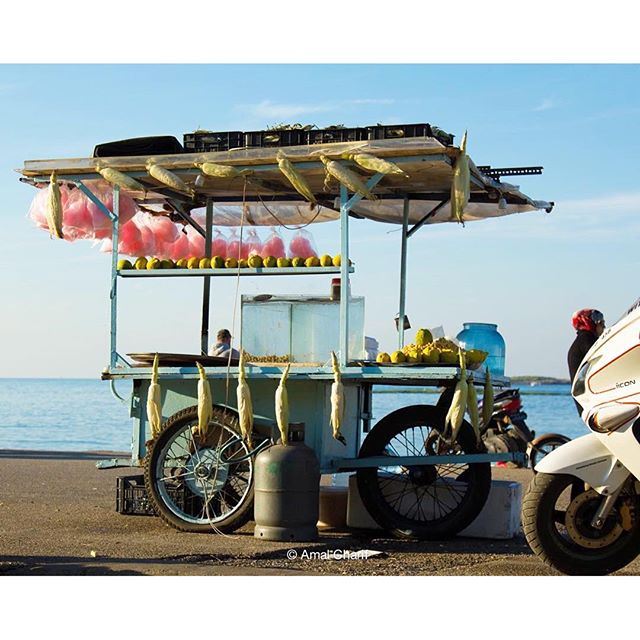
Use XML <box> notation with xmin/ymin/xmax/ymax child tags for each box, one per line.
<box><xmin>510</xmin><ymin>376</ymin><xmax>570</xmax><ymax>385</ymax></box>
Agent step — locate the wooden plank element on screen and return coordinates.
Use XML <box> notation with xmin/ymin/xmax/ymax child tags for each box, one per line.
<box><xmin>21</xmin><ymin>138</ymin><xmax>452</xmax><ymax>176</ymax></box>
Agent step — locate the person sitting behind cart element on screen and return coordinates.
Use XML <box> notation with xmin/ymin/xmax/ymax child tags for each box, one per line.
<box><xmin>209</xmin><ymin>329</ymin><xmax>240</xmax><ymax>360</ymax></box>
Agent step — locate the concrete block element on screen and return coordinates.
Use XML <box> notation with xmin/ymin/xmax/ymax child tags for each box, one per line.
<box><xmin>346</xmin><ymin>474</ymin><xmax>522</xmax><ymax>539</ymax></box>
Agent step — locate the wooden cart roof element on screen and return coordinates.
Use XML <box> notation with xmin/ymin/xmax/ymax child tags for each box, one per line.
<box><xmin>19</xmin><ymin>136</ymin><xmax>553</xmax><ymax>226</ymax></box>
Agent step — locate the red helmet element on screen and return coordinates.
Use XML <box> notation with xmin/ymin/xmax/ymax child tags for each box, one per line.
<box><xmin>572</xmin><ymin>309</ymin><xmax>604</xmax><ymax>333</ymax></box>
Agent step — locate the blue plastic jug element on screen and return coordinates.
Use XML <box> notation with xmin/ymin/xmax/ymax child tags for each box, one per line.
<box><xmin>456</xmin><ymin>322</ymin><xmax>506</xmax><ymax>377</ymax></box>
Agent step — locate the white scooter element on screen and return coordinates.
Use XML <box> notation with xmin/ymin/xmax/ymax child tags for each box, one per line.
<box><xmin>522</xmin><ymin>300</ymin><xmax>640</xmax><ymax>575</ymax></box>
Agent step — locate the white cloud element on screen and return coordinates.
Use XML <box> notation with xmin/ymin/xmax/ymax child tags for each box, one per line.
<box><xmin>346</xmin><ymin>98</ymin><xmax>396</xmax><ymax>105</ymax></box>
<box><xmin>238</xmin><ymin>98</ymin><xmax>397</xmax><ymax>121</ymax></box>
<box><xmin>533</xmin><ymin>98</ymin><xmax>554</xmax><ymax>112</ymax></box>
<box><xmin>240</xmin><ymin>99</ymin><xmax>334</xmax><ymax>120</ymax></box>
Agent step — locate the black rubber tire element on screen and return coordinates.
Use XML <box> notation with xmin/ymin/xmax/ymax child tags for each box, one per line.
<box><xmin>529</xmin><ymin>434</ymin><xmax>571</xmax><ymax>472</ymax></box>
<box><xmin>144</xmin><ymin>405</ymin><xmax>255</xmax><ymax>534</ymax></box>
<box><xmin>357</xmin><ymin>404</ymin><xmax>491</xmax><ymax>540</ymax></box>
<box><xmin>522</xmin><ymin>472</ymin><xmax>640</xmax><ymax>575</ymax></box>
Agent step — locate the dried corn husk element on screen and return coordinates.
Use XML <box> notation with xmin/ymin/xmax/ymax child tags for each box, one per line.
<box><xmin>344</xmin><ymin>153</ymin><xmax>408</xmax><ymax>178</ymax></box>
<box><xmin>277</xmin><ymin>152</ymin><xmax>317</xmax><ymax>204</ymax></box>
<box><xmin>330</xmin><ymin>352</ymin><xmax>346</xmax><ymax>445</ymax></box>
<box><xmin>147</xmin><ymin>353</ymin><xmax>162</xmax><ymax>439</ymax></box>
<box><xmin>466</xmin><ymin>377</ymin><xmax>481</xmax><ymax>444</ymax></box>
<box><xmin>98</xmin><ymin>166</ymin><xmax>146</xmax><ymax>193</ymax></box>
<box><xmin>196</xmin><ymin>162</ymin><xmax>249</xmax><ymax>179</ymax></box>
<box><xmin>445</xmin><ymin>349</ymin><xmax>468</xmax><ymax>442</ymax></box>
<box><xmin>196</xmin><ymin>362</ymin><xmax>213</xmax><ymax>440</ymax></box>
<box><xmin>482</xmin><ymin>367</ymin><xmax>494</xmax><ymax>428</ymax></box>
<box><xmin>320</xmin><ymin>156</ymin><xmax>377</xmax><ymax>201</ymax></box>
<box><xmin>275</xmin><ymin>363</ymin><xmax>291</xmax><ymax>445</ymax></box>
<box><xmin>236</xmin><ymin>351</ymin><xmax>254</xmax><ymax>448</ymax></box>
<box><xmin>147</xmin><ymin>161</ymin><xmax>194</xmax><ymax>196</ymax></box>
<box><xmin>46</xmin><ymin>173</ymin><xmax>64</xmax><ymax>239</ymax></box>
<box><xmin>451</xmin><ymin>131</ymin><xmax>470</xmax><ymax>224</ymax></box>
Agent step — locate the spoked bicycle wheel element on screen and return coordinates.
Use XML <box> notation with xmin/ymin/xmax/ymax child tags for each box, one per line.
<box><xmin>144</xmin><ymin>406</ymin><xmax>256</xmax><ymax>533</ymax></box>
<box><xmin>357</xmin><ymin>405</ymin><xmax>491</xmax><ymax>540</ymax></box>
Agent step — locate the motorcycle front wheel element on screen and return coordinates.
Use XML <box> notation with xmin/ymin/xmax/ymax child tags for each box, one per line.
<box><xmin>522</xmin><ymin>472</ymin><xmax>640</xmax><ymax>575</ymax></box>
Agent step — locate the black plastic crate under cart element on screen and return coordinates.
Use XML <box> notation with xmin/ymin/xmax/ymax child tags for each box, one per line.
<box><xmin>116</xmin><ymin>474</ymin><xmax>188</xmax><ymax>517</ymax></box>
<box><xmin>244</xmin><ymin>129</ymin><xmax>307</xmax><ymax>148</ymax></box>
<box><xmin>307</xmin><ymin>127</ymin><xmax>369</xmax><ymax>145</ymax></box>
<box><xmin>183</xmin><ymin>131</ymin><xmax>244</xmax><ymax>153</ymax></box>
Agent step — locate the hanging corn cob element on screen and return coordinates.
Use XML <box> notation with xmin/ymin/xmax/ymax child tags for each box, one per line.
<box><xmin>330</xmin><ymin>351</ymin><xmax>347</xmax><ymax>445</ymax></box>
<box><xmin>196</xmin><ymin>162</ymin><xmax>249</xmax><ymax>179</ymax></box>
<box><xmin>236</xmin><ymin>351</ymin><xmax>254</xmax><ymax>449</ymax></box>
<box><xmin>466</xmin><ymin>375</ymin><xmax>481</xmax><ymax>444</ymax></box>
<box><xmin>196</xmin><ymin>362</ymin><xmax>213</xmax><ymax>441</ymax></box>
<box><xmin>320</xmin><ymin>155</ymin><xmax>377</xmax><ymax>201</ymax></box>
<box><xmin>450</xmin><ymin>130</ymin><xmax>470</xmax><ymax>224</ymax></box>
<box><xmin>46</xmin><ymin>172</ymin><xmax>64</xmax><ymax>239</ymax></box>
<box><xmin>482</xmin><ymin>366</ymin><xmax>494</xmax><ymax>429</ymax></box>
<box><xmin>146</xmin><ymin>161</ymin><xmax>194</xmax><ymax>196</ymax></box>
<box><xmin>277</xmin><ymin>152</ymin><xmax>317</xmax><ymax>205</ymax></box>
<box><xmin>343</xmin><ymin>152</ymin><xmax>408</xmax><ymax>178</ymax></box>
<box><xmin>275</xmin><ymin>363</ymin><xmax>291</xmax><ymax>445</ymax></box>
<box><xmin>97</xmin><ymin>165</ymin><xmax>146</xmax><ymax>193</ymax></box>
<box><xmin>147</xmin><ymin>353</ymin><xmax>162</xmax><ymax>439</ymax></box>
<box><xmin>445</xmin><ymin>348</ymin><xmax>468</xmax><ymax>442</ymax></box>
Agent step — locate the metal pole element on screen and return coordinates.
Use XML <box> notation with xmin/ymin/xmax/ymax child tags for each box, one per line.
<box><xmin>110</xmin><ymin>185</ymin><xmax>120</xmax><ymax>369</ymax></box>
<box><xmin>339</xmin><ymin>184</ymin><xmax>350</xmax><ymax>366</ymax></box>
<box><xmin>201</xmin><ymin>198</ymin><xmax>213</xmax><ymax>355</ymax></box>
<box><xmin>398</xmin><ymin>197</ymin><xmax>409</xmax><ymax>350</ymax></box>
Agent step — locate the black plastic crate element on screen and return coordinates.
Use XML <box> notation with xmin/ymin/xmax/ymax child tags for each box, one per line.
<box><xmin>367</xmin><ymin>123</ymin><xmax>434</xmax><ymax>140</ymax></box>
<box><xmin>244</xmin><ymin>129</ymin><xmax>307</xmax><ymax>148</ymax></box>
<box><xmin>183</xmin><ymin>131</ymin><xmax>244</xmax><ymax>153</ymax></box>
<box><xmin>116</xmin><ymin>475</ymin><xmax>156</xmax><ymax>516</ymax></box>
<box><xmin>306</xmin><ymin>127</ymin><xmax>369</xmax><ymax>145</ymax></box>
<box><xmin>367</xmin><ymin>123</ymin><xmax>455</xmax><ymax>146</ymax></box>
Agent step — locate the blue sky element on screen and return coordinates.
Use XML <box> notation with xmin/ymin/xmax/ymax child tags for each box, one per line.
<box><xmin>1</xmin><ymin>64</ymin><xmax>639</xmax><ymax>378</ymax></box>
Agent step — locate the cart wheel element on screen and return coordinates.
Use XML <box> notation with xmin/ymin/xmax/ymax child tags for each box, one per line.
<box><xmin>357</xmin><ymin>404</ymin><xmax>491</xmax><ymax>540</ymax></box>
<box><xmin>144</xmin><ymin>406</ymin><xmax>255</xmax><ymax>534</ymax></box>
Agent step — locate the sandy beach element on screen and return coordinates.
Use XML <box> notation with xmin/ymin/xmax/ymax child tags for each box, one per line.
<box><xmin>0</xmin><ymin>450</ymin><xmax>637</xmax><ymax>576</ymax></box>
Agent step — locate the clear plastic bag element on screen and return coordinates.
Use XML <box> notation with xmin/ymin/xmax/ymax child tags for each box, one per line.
<box><xmin>186</xmin><ymin>224</ymin><xmax>205</xmax><ymax>258</ymax></box>
<box><xmin>227</xmin><ymin>228</ymin><xmax>250</xmax><ymax>260</ymax></box>
<box><xmin>211</xmin><ymin>228</ymin><xmax>228</xmax><ymax>259</ymax></box>
<box><xmin>288</xmin><ymin>227</ymin><xmax>318</xmax><ymax>259</ymax></box>
<box><xmin>28</xmin><ymin>180</ymin><xmax>138</xmax><ymax>242</ymax></box>
<box><xmin>245</xmin><ymin>228</ymin><xmax>263</xmax><ymax>257</ymax></box>
<box><xmin>146</xmin><ymin>215</ymin><xmax>180</xmax><ymax>259</ymax></box>
<box><xmin>261</xmin><ymin>226</ymin><xmax>286</xmax><ymax>259</ymax></box>
<box><xmin>118</xmin><ymin>218</ymin><xmax>145</xmax><ymax>256</ymax></box>
<box><xmin>168</xmin><ymin>228</ymin><xmax>191</xmax><ymax>260</ymax></box>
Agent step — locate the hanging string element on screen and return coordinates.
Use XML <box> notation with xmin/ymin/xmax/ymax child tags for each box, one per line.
<box><xmin>257</xmin><ymin>194</ymin><xmax>325</xmax><ymax>230</ymax></box>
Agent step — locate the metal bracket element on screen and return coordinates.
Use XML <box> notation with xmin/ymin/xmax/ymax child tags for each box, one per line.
<box><xmin>74</xmin><ymin>181</ymin><xmax>116</xmax><ymax>221</ymax></box>
<box><xmin>344</xmin><ymin>172</ymin><xmax>386</xmax><ymax>211</ymax></box>
<box><xmin>406</xmin><ymin>199</ymin><xmax>449</xmax><ymax>238</ymax></box>
<box><xmin>95</xmin><ymin>457</ymin><xmax>137</xmax><ymax>470</ymax></box>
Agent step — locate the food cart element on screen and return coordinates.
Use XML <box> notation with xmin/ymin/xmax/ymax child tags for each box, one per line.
<box><xmin>19</xmin><ymin>131</ymin><xmax>552</xmax><ymax>539</ymax></box>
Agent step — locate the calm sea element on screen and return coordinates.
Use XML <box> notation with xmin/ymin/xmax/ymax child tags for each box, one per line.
<box><xmin>0</xmin><ymin>379</ymin><xmax>588</xmax><ymax>452</ymax></box>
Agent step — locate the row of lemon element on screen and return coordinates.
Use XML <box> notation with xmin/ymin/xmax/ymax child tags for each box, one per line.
<box><xmin>117</xmin><ymin>254</ymin><xmax>347</xmax><ymax>270</ymax></box>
